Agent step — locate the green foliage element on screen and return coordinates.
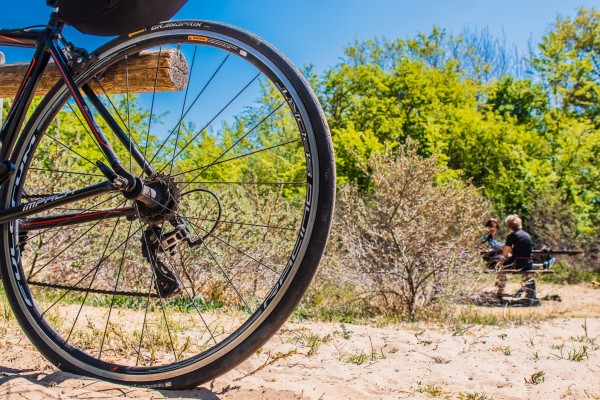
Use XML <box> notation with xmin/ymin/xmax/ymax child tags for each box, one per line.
<box><xmin>532</xmin><ymin>8</ymin><xmax>600</xmax><ymax>124</ymax></box>
<box><xmin>540</xmin><ymin>261</ymin><xmax>599</xmax><ymax>284</ymax></box>
<box><xmin>529</xmin><ymin>7</ymin><xmax>600</xmax><ymax>233</ymax></box>
<box><xmin>319</xmin><ymin>8</ymin><xmax>599</xmax><ymax>255</ymax></box>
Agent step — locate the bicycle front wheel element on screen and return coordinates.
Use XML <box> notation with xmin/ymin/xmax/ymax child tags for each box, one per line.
<box><xmin>0</xmin><ymin>20</ymin><xmax>335</xmax><ymax>389</ymax></box>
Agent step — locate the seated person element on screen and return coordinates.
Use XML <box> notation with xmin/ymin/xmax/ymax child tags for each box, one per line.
<box><xmin>481</xmin><ymin>218</ymin><xmax>504</xmax><ymax>268</ymax></box>
<box><xmin>498</xmin><ymin>214</ymin><xmax>533</xmax><ymax>271</ymax></box>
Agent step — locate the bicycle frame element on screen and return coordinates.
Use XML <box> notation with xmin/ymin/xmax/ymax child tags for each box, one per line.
<box><xmin>0</xmin><ymin>12</ymin><xmax>154</xmax><ymax>231</ymax></box>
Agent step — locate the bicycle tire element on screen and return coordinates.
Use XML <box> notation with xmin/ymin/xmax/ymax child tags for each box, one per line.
<box><xmin>0</xmin><ymin>20</ymin><xmax>335</xmax><ymax>389</ymax></box>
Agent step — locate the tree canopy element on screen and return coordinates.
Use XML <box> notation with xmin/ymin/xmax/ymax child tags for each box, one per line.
<box><xmin>319</xmin><ymin>7</ymin><xmax>600</xmax><ymax>246</ymax></box>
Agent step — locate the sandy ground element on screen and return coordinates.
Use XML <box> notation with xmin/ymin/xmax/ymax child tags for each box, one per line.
<box><xmin>1</xmin><ymin>282</ymin><xmax>599</xmax><ymax>400</ymax></box>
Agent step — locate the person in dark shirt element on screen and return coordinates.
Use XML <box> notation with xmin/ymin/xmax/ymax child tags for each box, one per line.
<box><xmin>498</xmin><ymin>214</ymin><xmax>533</xmax><ymax>271</ymax></box>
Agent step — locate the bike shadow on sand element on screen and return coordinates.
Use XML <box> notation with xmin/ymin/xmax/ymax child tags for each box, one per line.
<box><xmin>0</xmin><ymin>365</ymin><xmax>235</xmax><ymax>399</ymax></box>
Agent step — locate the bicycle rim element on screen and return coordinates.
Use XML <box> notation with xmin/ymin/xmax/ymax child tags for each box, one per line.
<box><xmin>0</xmin><ymin>21</ymin><xmax>334</xmax><ymax>388</ymax></box>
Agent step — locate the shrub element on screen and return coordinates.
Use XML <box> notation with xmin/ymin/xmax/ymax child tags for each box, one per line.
<box><xmin>331</xmin><ymin>141</ymin><xmax>486</xmax><ymax>318</ymax></box>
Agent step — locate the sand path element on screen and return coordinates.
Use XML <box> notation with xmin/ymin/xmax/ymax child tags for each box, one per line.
<box><xmin>1</xmin><ymin>283</ymin><xmax>599</xmax><ymax>399</ymax></box>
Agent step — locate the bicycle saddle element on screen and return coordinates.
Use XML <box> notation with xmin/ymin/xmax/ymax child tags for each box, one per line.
<box><xmin>47</xmin><ymin>0</ymin><xmax>188</xmax><ymax>36</ymax></box>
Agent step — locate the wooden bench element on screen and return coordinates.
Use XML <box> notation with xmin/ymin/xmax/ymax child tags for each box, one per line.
<box><xmin>484</xmin><ymin>269</ymin><xmax>554</xmax><ymax>274</ymax></box>
<box><xmin>483</xmin><ymin>249</ymin><xmax>582</xmax><ymax>307</ymax></box>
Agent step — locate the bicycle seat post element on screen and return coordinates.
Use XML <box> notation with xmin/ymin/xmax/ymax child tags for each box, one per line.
<box><xmin>47</xmin><ymin>11</ymin><xmax>64</xmax><ymax>34</ymax></box>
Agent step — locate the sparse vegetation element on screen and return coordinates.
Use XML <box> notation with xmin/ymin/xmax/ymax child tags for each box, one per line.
<box><xmin>524</xmin><ymin>371</ymin><xmax>545</xmax><ymax>385</ymax></box>
<box><xmin>551</xmin><ymin>342</ymin><xmax>591</xmax><ymax>362</ymax></box>
<box><xmin>288</xmin><ymin>329</ymin><xmax>332</xmax><ymax>357</ymax></box>
<box><xmin>491</xmin><ymin>345</ymin><xmax>512</xmax><ymax>356</ymax></box>
<box><xmin>418</xmin><ymin>383</ymin><xmax>446</xmax><ymax>398</ymax></box>
<box><xmin>345</xmin><ymin>350</ymin><xmax>369</xmax><ymax>365</ymax></box>
<box><xmin>457</xmin><ymin>392</ymin><xmax>492</xmax><ymax>400</ymax></box>
<box><xmin>568</xmin><ymin>346</ymin><xmax>590</xmax><ymax>362</ymax></box>
<box><xmin>332</xmin><ymin>141</ymin><xmax>486</xmax><ymax>319</ymax></box>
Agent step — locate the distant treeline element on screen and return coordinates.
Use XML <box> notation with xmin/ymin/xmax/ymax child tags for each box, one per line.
<box><xmin>314</xmin><ymin>7</ymin><xmax>599</xmax><ymax>253</ymax></box>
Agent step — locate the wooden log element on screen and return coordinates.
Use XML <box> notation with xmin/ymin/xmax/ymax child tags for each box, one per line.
<box><xmin>0</xmin><ymin>49</ymin><xmax>188</xmax><ymax>98</ymax></box>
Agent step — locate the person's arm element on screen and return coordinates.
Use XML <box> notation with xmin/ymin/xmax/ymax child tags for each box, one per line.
<box><xmin>499</xmin><ymin>234</ymin><xmax>514</xmax><ymax>265</ymax></box>
<box><xmin>497</xmin><ymin>245</ymin><xmax>509</xmax><ymax>265</ymax></box>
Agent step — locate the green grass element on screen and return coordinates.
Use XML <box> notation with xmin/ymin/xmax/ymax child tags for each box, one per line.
<box><xmin>292</xmin><ymin>283</ymin><xmax>374</xmax><ymax>323</ymax></box>
<box><xmin>346</xmin><ymin>350</ymin><xmax>369</xmax><ymax>365</ymax></box>
<box><xmin>417</xmin><ymin>383</ymin><xmax>445</xmax><ymax>397</ymax></box>
<box><xmin>453</xmin><ymin>306</ymin><xmax>500</xmax><ymax>326</ymax></box>
<box><xmin>89</xmin><ymin>295</ymin><xmax>225</xmax><ymax>312</ymax></box>
<box><xmin>457</xmin><ymin>392</ymin><xmax>492</xmax><ymax>400</ymax></box>
<box><xmin>7</xmin><ymin>283</ymin><xmax>228</xmax><ymax>313</ymax></box>
<box><xmin>551</xmin><ymin>343</ymin><xmax>591</xmax><ymax>361</ymax></box>
<box><xmin>288</xmin><ymin>330</ymin><xmax>332</xmax><ymax>357</ymax></box>
<box><xmin>539</xmin><ymin>262</ymin><xmax>599</xmax><ymax>285</ymax></box>
<box><xmin>567</xmin><ymin>346</ymin><xmax>589</xmax><ymax>362</ymax></box>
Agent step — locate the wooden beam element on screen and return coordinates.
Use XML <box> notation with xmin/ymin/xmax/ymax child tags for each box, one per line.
<box><xmin>0</xmin><ymin>49</ymin><xmax>188</xmax><ymax>99</ymax></box>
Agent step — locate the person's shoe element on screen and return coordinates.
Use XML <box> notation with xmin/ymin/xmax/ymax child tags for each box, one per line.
<box><xmin>545</xmin><ymin>257</ymin><xmax>556</xmax><ymax>270</ymax></box>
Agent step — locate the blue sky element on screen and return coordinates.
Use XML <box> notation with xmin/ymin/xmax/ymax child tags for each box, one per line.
<box><xmin>0</xmin><ymin>0</ymin><xmax>597</xmax><ymax>72</ymax></box>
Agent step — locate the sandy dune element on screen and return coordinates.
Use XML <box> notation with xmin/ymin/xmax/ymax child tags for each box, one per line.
<box><xmin>1</xmin><ymin>283</ymin><xmax>599</xmax><ymax>399</ymax></box>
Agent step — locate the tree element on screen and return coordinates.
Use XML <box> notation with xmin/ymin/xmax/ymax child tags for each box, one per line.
<box><xmin>321</xmin><ymin>36</ymin><xmax>540</xmax><ymax>214</ymax></box>
<box><xmin>532</xmin><ymin>7</ymin><xmax>600</xmax><ymax>126</ymax></box>
<box><xmin>531</xmin><ymin>7</ymin><xmax>600</xmax><ymax>231</ymax></box>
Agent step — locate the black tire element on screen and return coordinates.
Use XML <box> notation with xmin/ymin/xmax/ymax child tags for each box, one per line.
<box><xmin>0</xmin><ymin>21</ymin><xmax>335</xmax><ymax>389</ymax></box>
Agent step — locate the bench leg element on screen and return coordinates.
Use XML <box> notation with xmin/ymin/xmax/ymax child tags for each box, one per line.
<box><xmin>504</xmin><ymin>275</ymin><xmax>541</xmax><ymax>307</ymax></box>
<box><xmin>495</xmin><ymin>272</ymin><xmax>507</xmax><ymax>297</ymax></box>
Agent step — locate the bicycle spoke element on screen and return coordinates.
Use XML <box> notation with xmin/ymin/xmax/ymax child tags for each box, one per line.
<box><xmin>91</xmin><ymin>77</ymin><xmax>148</xmax><ymax>175</ymax></box>
<box><xmin>183</xmin><ymin>215</ymin><xmax>281</xmax><ymax>276</ymax></box>
<box><xmin>168</xmin><ymin>96</ymin><xmax>282</xmax><ymax>185</ymax></box>
<box><xmin>185</xmin><ymin>217</ymin><xmax>298</xmax><ymax>232</ymax></box>
<box><xmin>165</xmin><ymin>45</ymin><xmax>198</xmax><ymax>177</ymax></box>
<box><xmin>175</xmin><ymin>180</ymin><xmax>306</xmax><ymax>186</ymax></box>
<box><xmin>134</xmin><ymin>206</ymin><xmax>178</xmax><ymax>363</ymax></box>
<box><xmin>39</xmin><ymin>225</ymin><xmax>142</xmax><ymax>316</ymax></box>
<box><xmin>135</xmin><ymin>277</ymin><xmax>156</xmax><ymax>366</ymax></box>
<box><xmin>46</xmin><ymin>133</ymin><xmax>97</xmax><ymax>167</ymax></box>
<box><xmin>126</xmin><ymin>55</ymin><xmax>132</xmax><ymax>173</ymax></box>
<box><xmin>99</xmin><ymin>221</ymin><xmax>134</xmax><ymax>360</ymax></box>
<box><xmin>154</xmin><ymin>72</ymin><xmax>261</xmax><ymax>172</ymax></box>
<box><xmin>142</xmin><ymin>46</ymin><xmax>163</xmax><ymax>168</ymax></box>
<box><xmin>150</xmin><ymin>236</ymin><xmax>219</xmax><ymax>349</ymax></box>
<box><xmin>197</xmin><ymin>234</ymin><xmax>251</xmax><ymax>312</ymax></box>
<box><xmin>28</xmin><ymin>198</ymin><xmax>128</xmax><ymax>280</ymax></box>
<box><xmin>177</xmin><ymin>138</ymin><xmax>301</xmax><ymax>191</ymax></box>
<box><xmin>64</xmin><ymin>216</ymin><xmax>123</xmax><ymax>344</ymax></box>
<box><xmin>147</xmin><ymin>53</ymin><xmax>230</xmax><ymax>168</ymax></box>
